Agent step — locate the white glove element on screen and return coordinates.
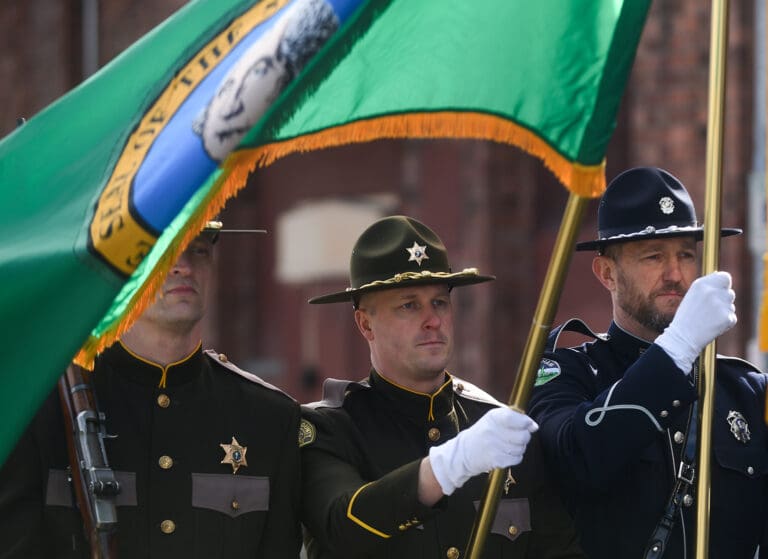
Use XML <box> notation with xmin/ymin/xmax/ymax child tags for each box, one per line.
<box><xmin>428</xmin><ymin>406</ymin><xmax>538</xmax><ymax>496</ymax></box>
<box><xmin>655</xmin><ymin>271</ymin><xmax>737</xmax><ymax>374</ymax></box>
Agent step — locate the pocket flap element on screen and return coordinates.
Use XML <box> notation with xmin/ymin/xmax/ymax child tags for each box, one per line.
<box><xmin>474</xmin><ymin>497</ymin><xmax>531</xmax><ymax>542</ymax></box>
<box><xmin>714</xmin><ymin>446</ymin><xmax>768</xmax><ymax>479</ymax></box>
<box><xmin>191</xmin><ymin>473</ymin><xmax>269</xmax><ymax>518</ymax></box>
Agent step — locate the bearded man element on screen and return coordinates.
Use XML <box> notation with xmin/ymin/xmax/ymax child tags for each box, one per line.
<box><xmin>529</xmin><ymin>167</ymin><xmax>768</xmax><ymax>559</ymax></box>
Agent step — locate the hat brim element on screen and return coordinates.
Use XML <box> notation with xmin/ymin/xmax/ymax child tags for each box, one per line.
<box><xmin>309</xmin><ymin>272</ymin><xmax>496</xmax><ymax>304</ymax></box>
<box><xmin>575</xmin><ymin>227</ymin><xmax>742</xmax><ymax>252</ymax></box>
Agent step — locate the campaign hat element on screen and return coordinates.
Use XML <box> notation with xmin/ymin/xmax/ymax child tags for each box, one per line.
<box><xmin>309</xmin><ymin>215</ymin><xmax>494</xmax><ymax>304</ymax></box>
<box><xmin>575</xmin><ymin>166</ymin><xmax>741</xmax><ymax>251</ymax></box>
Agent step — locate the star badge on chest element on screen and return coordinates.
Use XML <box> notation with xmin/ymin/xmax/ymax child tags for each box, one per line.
<box><xmin>220</xmin><ymin>436</ymin><xmax>248</xmax><ymax>474</ymax></box>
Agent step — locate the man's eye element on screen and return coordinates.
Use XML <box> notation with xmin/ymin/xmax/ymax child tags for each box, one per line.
<box><xmin>433</xmin><ymin>299</ymin><xmax>449</xmax><ymax>308</ymax></box>
<box><xmin>401</xmin><ymin>302</ymin><xmax>416</xmax><ymax>310</ymax></box>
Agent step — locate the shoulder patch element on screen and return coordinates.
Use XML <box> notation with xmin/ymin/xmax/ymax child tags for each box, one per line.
<box><xmin>299</xmin><ymin>419</ymin><xmax>316</xmax><ymax>448</ymax></box>
<box><xmin>535</xmin><ymin>358</ymin><xmax>561</xmax><ymax>386</ymax></box>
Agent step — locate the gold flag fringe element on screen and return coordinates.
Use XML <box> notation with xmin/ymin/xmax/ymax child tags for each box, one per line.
<box><xmin>73</xmin><ymin>110</ymin><xmax>607</xmax><ymax>368</ymax></box>
<box><xmin>242</xmin><ymin>112</ymin><xmax>607</xmax><ymax>198</ymax></box>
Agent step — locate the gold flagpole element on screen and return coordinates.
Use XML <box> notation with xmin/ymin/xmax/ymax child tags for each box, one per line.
<box><xmin>465</xmin><ymin>192</ymin><xmax>589</xmax><ymax>559</ymax></box>
<box><xmin>696</xmin><ymin>0</ymin><xmax>729</xmax><ymax>557</ymax></box>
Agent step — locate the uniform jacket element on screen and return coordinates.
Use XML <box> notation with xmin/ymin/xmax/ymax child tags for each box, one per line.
<box><xmin>528</xmin><ymin>320</ymin><xmax>768</xmax><ymax>559</ymax></box>
<box><xmin>300</xmin><ymin>370</ymin><xmax>584</xmax><ymax>559</ymax></box>
<box><xmin>0</xmin><ymin>342</ymin><xmax>302</xmax><ymax>559</ymax></box>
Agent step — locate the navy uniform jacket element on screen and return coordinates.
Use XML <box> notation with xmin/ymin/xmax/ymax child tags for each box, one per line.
<box><xmin>0</xmin><ymin>342</ymin><xmax>302</xmax><ymax>559</ymax></box>
<box><xmin>528</xmin><ymin>320</ymin><xmax>768</xmax><ymax>559</ymax></box>
<box><xmin>300</xmin><ymin>370</ymin><xmax>584</xmax><ymax>559</ymax></box>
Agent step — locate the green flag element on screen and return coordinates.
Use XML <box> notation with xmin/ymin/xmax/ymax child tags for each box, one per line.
<box><xmin>0</xmin><ymin>0</ymin><xmax>650</xmax><ymax>465</ymax></box>
<box><xmin>230</xmin><ymin>0</ymin><xmax>651</xmax><ymax>197</ymax></box>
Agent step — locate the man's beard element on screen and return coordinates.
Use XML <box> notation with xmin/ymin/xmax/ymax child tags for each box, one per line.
<box><xmin>616</xmin><ymin>272</ymin><xmax>684</xmax><ymax>335</ymax></box>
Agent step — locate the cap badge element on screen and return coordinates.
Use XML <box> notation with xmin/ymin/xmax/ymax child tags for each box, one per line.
<box><xmin>406</xmin><ymin>242</ymin><xmax>429</xmax><ymax>266</ymax></box>
<box><xmin>659</xmin><ymin>196</ymin><xmax>675</xmax><ymax>215</ymax></box>
<box><xmin>726</xmin><ymin>410</ymin><xmax>751</xmax><ymax>444</ymax></box>
<box><xmin>220</xmin><ymin>436</ymin><xmax>248</xmax><ymax>474</ymax></box>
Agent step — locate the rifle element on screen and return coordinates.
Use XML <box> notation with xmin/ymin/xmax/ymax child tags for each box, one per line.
<box><xmin>58</xmin><ymin>362</ymin><xmax>120</xmax><ymax>558</ymax></box>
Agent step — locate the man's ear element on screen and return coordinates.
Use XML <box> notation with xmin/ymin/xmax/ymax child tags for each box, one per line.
<box><xmin>354</xmin><ymin>309</ymin><xmax>375</xmax><ymax>341</ymax></box>
<box><xmin>592</xmin><ymin>255</ymin><xmax>617</xmax><ymax>291</ymax></box>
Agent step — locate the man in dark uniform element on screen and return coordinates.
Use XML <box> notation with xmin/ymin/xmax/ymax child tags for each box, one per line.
<box><xmin>528</xmin><ymin>167</ymin><xmax>768</xmax><ymax>559</ymax></box>
<box><xmin>0</xmin><ymin>223</ymin><xmax>302</xmax><ymax>558</ymax></box>
<box><xmin>300</xmin><ymin>215</ymin><xmax>584</xmax><ymax>558</ymax></box>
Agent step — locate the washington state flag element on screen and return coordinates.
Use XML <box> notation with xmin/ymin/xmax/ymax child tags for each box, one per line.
<box><xmin>0</xmin><ymin>0</ymin><xmax>651</xmax><ymax>463</ymax></box>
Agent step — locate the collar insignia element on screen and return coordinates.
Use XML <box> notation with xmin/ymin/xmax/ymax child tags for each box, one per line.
<box><xmin>406</xmin><ymin>242</ymin><xmax>429</xmax><ymax>266</ymax></box>
<box><xmin>220</xmin><ymin>436</ymin><xmax>248</xmax><ymax>474</ymax></box>
<box><xmin>726</xmin><ymin>410</ymin><xmax>751</xmax><ymax>444</ymax></box>
<box><xmin>659</xmin><ymin>196</ymin><xmax>675</xmax><ymax>215</ymax></box>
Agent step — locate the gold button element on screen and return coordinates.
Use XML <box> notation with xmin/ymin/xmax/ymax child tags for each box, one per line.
<box><xmin>158</xmin><ymin>455</ymin><xmax>173</xmax><ymax>469</ymax></box>
<box><xmin>456</xmin><ymin>383</ymin><xmax>465</xmax><ymax>392</ymax></box>
<box><xmin>160</xmin><ymin>519</ymin><xmax>176</xmax><ymax>534</ymax></box>
<box><xmin>428</xmin><ymin>428</ymin><xmax>441</xmax><ymax>442</ymax></box>
<box><xmin>660</xmin><ymin>410</ymin><xmax>669</xmax><ymax>418</ymax></box>
<box><xmin>508</xmin><ymin>525</ymin><xmax>519</xmax><ymax>537</ymax></box>
<box><xmin>446</xmin><ymin>547</ymin><xmax>460</xmax><ymax>559</ymax></box>
<box><xmin>683</xmin><ymin>495</ymin><xmax>694</xmax><ymax>507</ymax></box>
<box><xmin>218</xmin><ymin>353</ymin><xmax>228</xmax><ymax>363</ymax></box>
<box><xmin>398</xmin><ymin>524</ymin><xmax>407</xmax><ymax>532</ymax></box>
<box><xmin>157</xmin><ymin>394</ymin><xmax>170</xmax><ymax>408</ymax></box>
<box><xmin>231</xmin><ymin>500</ymin><xmax>239</xmax><ymax>510</ymax></box>
<box><xmin>673</xmin><ymin>431</ymin><xmax>684</xmax><ymax>444</ymax></box>
<box><xmin>672</xmin><ymin>400</ymin><xmax>681</xmax><ymax>408</ymax></box>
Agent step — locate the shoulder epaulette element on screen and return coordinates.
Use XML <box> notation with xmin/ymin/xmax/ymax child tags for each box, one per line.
<box><xmin>546</xmin><ymin>318</ymin><xmax>607</xmax><ymax>351</ymax></box>
<box><xmin>203</xmin><ymin>349</ymin><xmax>294</xmax><ymax>400</ymax></box>
<box><xmin>716</xmin><ymin>353</ymin><xmax>765</xmax><ymax>374</ymax></box>
<box><xmin>451</xmin><ymin>376</ymin><xmax>504</xmax><ymax>407</ymax></box>
<box><xmin>305</xmin><ymin>378</ymin><xmax>369</xmax><ymax>409</ymax></box>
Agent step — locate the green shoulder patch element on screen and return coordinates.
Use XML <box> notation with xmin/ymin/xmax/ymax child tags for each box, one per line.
<box><xmin>535</xmin><ymin>358</ymin><xmax>561</xmax><ymax>386</ymax></box>
<box><xmin>299</xmin><ymin>418</ymin><xmax>316</xmax><ymax>448</ymax></box>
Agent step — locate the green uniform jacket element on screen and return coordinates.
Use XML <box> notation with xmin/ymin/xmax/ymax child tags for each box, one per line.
<box><xmin>300</xmin><ymin>371</ymin><xmax>584</xmax><ymax>559</ymax></box>
<box><xmin>0</xmin><ymin>343</ymin><xmax>302</xmax><ymax>559</ymax></box>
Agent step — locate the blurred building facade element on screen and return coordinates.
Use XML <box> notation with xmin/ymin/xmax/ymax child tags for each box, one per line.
<box><xmin>1</xmin><ymin>0</ymin><xmax>763</xmax><ymax>402</ymax></box>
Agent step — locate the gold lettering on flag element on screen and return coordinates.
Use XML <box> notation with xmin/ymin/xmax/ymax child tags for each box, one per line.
<box><xmin>89</xmin><ymin>0</ymin><xmax>289</xmax><ymax>276</ymax></box>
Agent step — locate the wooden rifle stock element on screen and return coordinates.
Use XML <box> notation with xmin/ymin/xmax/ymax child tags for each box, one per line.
<box><xmin>58</xmin><ymin>363</ymin><xmax>120</xmax><ymax>559</ymax></box>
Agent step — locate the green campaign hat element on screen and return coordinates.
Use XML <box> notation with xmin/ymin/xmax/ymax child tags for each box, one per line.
<box><xmin>309</xmin><ymin>215</ymin><xmax>494</xmax><ymax>305</ymax></box>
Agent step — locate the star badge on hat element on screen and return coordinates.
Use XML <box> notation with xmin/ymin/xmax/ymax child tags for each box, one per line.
<box><xmin>220</xmin><ymin>436</ymin><xmax>248</xmax><ymax>474</ymax></box>
<box><xmin>406</xmin><ymin>242</ymin><xmax>429</xmax><ymax>266</ymax></box>
<box><xmin>726</xmin><ymin>410</ymin><xmax>751</xmax><ymax>444</ymax></box>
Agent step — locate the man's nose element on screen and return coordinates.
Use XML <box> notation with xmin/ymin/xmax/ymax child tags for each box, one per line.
<box><xmin>663</xmin><ymin>257</ymin><xmax>685</xmax><ymax>282</ymax></box>
<box><xmin>170</xmin><ymin>252</ymin><xmax>192</xmax><ymax>276</ymax></box>
<box><xmin>423</xmin><ymin>307</ymin><xmax>442</xmax><ymax>329</ymax></box>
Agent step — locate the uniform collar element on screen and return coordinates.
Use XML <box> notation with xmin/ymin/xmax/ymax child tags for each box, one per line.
<box><xmin>369</xmin><ymin>369</ymin><xmax>455</xmax><ymax>422</ymax></box>
<box><xmin>98</xmin><ymin>341</ymin><xmax>204</xmax><ymax>388</ymax></box>
<box><xmin>607</xmin><ymin>321</ymin><xmax>652</xmax><ymax>362</ymax></box>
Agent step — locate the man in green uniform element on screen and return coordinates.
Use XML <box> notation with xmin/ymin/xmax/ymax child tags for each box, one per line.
<box><xmin>0</xmin><ymin>223</ymin><xmax>302</xmax><ymax>558</ymax></box>
<box><xmin>300</xmin><ymin>215</ymin><xmax>583</xmax><ymax>558</ymax></box>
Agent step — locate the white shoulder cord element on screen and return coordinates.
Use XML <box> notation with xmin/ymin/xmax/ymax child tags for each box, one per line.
<box><xmin>584</xmin><ymin>379</ymin><xmax>664</xmax><ymax>432</ymax></box>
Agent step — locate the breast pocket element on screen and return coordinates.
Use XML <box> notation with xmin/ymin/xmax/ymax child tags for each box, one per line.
<box><xmin>714</xmin><ymin>445</ymin><xmax>768</xmax><ymax>480</ymax></box>
<box><xmin>191</xmin><ymin>472</ymin><xmax>269</xmax><ymax>517</ymax></box>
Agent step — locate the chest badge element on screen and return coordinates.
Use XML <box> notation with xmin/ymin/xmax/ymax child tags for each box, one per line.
<box><xmin>220</xmin><ymin>436</ymin><xmax>248</xmax><ymax>474</ymax></box>
<box><xmin>726</xmin><ymin>410</ymin><xmax>751</xmax><ymax>444</ymax></box>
